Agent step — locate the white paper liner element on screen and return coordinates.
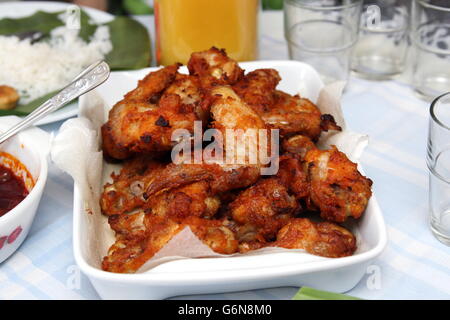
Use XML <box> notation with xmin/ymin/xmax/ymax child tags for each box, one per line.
<box><xmin>51</xmin><ymin>81</ymin><xmax>368</xmax><ymax>273</ymax></box>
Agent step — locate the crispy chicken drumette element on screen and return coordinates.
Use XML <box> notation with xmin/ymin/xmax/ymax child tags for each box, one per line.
<box><xmin>274</xmin><ymin>218</ymin><xmax>357</xmax><ymax>258</ymax></box>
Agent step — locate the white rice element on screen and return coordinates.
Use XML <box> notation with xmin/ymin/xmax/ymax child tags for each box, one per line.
<box><xmin>0</xmin><ymin>25</ymin><xmax>112</xmax><ymax>104</ymax></box>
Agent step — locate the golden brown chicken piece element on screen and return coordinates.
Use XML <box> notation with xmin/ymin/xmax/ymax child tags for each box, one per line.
<box><xmin>263</xmin><ymin>91</ymin><xmax>341</xmax><ymax>141</ymax></box>
<box><xmin>102</xmin><ymin>215</ymin><xmax>237</xmax><ymax>273</ymax></box>
<box><xmin>232</xmin><ymin>69</ymin><xmax>281</xmax><ymax>112</ymax></box>
<box><xmin>209</xmin><ymin>86</ymin><xmax>271</xmax><ymax>169</ymax></box>
<box><xmin>101</xmin><ymin>64</ymin><xmax>207</xmax><ymax>160</ymax></box>
<box><xmin>276</xmin><ymin>155</ymin><xmax>309</xmax><ymax>200</ymax></box>
<box><xmin>108</xmin><ymin>211</ymin><xmax>146</xmax><ymax>239</ymax></box>
<box><xmin>145</xmin><ymin>181</ymin><xmax>221</xmax><ymax>221</ymax></box>
<box><xmin>225</xmin><ymin>154</ymin><xmax>309</xmax><ymax>250</ymax></box>
<box><xmin>187</xmin><ymin>47</ymin><xmax>244</xmax><ymax>88</ymax></box>
<box><xmin>229</xmin><ymin>177</ymin><xmax>299</xmax><ymax>242</ymax></box>
<box><xmin>304</xmin><ymin>146</ymin><xmax>372</xmax><ymax>223</ymax></box>
<box><xmin>274</xmin><ymin>218</ymin><xmax>357</xmax><ymax>258</ymax></box>
<box><xmin>102</xmin><ymin>215</ymin><xmax>182</xmax><ymax>273</ymax></box>
<box><xmin>164</xmin><ymin>73</ymin><xmax>209</xmax><ymax>121</ymax></box>
<box><xmin>100</xmin><ymin>157</ymin><xmax>165</xmax><ymax>216</ymax></box>
<box><xmin>101</xmin><ymin>161</ymin><xmax>254</xmax><ymax>219</ymax></box>
<box><xmin>282</xmin><ymin>134</ymin><xmax>316</xmax><ymax>159</ymax></box>
<box><xmin>231</xmin><ymin>68</ymin><xmax>341</xmax><ymax>141</ymax></box>
<box><xmin>210</xmin><ymin>86</ymin><xmax>267</xmax><ymax>135</ymax></box>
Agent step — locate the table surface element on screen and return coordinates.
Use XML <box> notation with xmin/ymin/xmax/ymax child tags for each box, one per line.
<box><xmin>1</xmin><ymin>11</ymin><xmax>449</xmax><ymax>300</ymax></box>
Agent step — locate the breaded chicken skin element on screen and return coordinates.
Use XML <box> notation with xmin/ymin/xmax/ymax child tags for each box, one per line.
<box><xmin>101</xmin><ymin>64</ymin><xmax>206</xmax><ymax>160</ymax></box>
<box><xmin>274</xmin><ymin>218</ymin><xmax>356</xmax><ymax>258</ymax></box>
<box><xmin>102</xmin><ymin>215</ymin><xmax>237</xmax><ymax>273</ymax></box>
<box><xmin>304</xmin><ymin>146</ymin><xmax>372</xmax><ymax>222</ymax></box>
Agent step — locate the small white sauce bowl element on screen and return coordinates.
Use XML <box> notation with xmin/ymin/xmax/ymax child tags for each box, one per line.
<box><xmin>0</xmin><ymin>118</ymin><xmax>49</xmax><ymax>263</ymax></box>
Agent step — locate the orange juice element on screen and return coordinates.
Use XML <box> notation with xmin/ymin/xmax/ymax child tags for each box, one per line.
<box><xmin>155</xmin><ymin>0</ymin><xmax>259</xmax><ymax>65</ymax></box>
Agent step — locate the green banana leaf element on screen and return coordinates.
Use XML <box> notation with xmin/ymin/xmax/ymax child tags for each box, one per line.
<box><xmin>0</xmin><ymin>11</ymin><xmax>63</xmax><ymax>37</ymax></box>
<box><xmin>0</xmin><ymin>91</ymin><xmax>57</xmax><ymax>117</ymax></box>
<box><xmin>104</xmin><ymin>16</ymin><xmax>151</xmax><ymax>70</ymax></box>
<box><xmin>123</xmin><ymin>0</ymin><xmax>154</xmax><ymax>15</ymax></box>
<box><xmin>0</xmin><ymin>10</ymin><xmax>151</xmax><ymax>116</ymax></box>
<box><xmin>292</xmin><ymin>287</ymin><xmax>361</xmax><ymax>300</ymax></box>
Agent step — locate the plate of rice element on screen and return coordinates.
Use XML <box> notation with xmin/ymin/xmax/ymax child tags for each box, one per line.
<box><xmin>0</xmin><ymin>1</ymin><xmax>151</xmax><ymax>125</ymax></box>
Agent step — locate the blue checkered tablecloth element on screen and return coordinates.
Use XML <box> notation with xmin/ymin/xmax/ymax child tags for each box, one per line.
<box><xmin>0</xmin><ymin>11</ymin><xmax>449</xmax><ymax>300</ymax></box>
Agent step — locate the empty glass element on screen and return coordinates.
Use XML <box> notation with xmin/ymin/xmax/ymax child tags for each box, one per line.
<box><xmin>352</xmin><ymin>0</ymin><xmax>410</xmax><ymax>79</ymax></box>
<box><xmin>427</xmin><ymin>92</ymin><xmax>450</xmax><ymax>246</ymax></box>
<box><xmin>411</xmin><ymin>0</ymin><xmax>450</xmax><ymax>100</ymax></box>
<box><xmin>284</xmin><ymin>0</ymin><xmax>363</xmax><ymax>84</ymax></box>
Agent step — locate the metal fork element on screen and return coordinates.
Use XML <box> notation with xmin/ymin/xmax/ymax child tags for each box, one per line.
<box><xmin>0</xmin><ymin>60</ymin><xmax>110</xmax><ymax>145</ymax></box>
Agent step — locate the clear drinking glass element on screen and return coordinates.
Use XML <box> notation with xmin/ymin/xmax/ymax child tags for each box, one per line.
<box><xmin>284</xmin><ymin>0</ymin><xmax>363</xmax><ymax>84</ymax></box>
<box><xmin>411</xmin><ymin>0</ymin><xmax>450</xmax><ymax>100</ymax></box>
<box><xmin>427</xmin><ymin>92</ymin><xmax>450</xmax><ymax>246</ymax></box>
<box><xmin>352</xmin><ymin>0</ymin><xmax>410</xmax><ymax>79</ymax></box>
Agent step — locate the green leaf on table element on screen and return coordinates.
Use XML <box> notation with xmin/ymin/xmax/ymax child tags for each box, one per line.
<box><xmin>123</xmin><ymin>0</ymin><xmax>154</xmax><ymax>15</ymax></box>
<box><xmin>104</xmin><ymin>16</ymin><xmax>151</xmax><ymax>70</ymax></box>
<box><xmin>77</xmin><ymin>10</ymin><xmax>98</xmax><ymax>42</ymax></box>
<box><xmin>0</xmin><ymin>10</ymin><xmax>100</xmax><ymax>43</ymax></box>
<box><xmin>0</xmin><ymin>91</ymin><xmax>60</xmax><ymax>117</ymax></box>
<box><xmin>0</xmin><ymin>10</ymin><xmax>63</xmax><ymax>37</ymax></box>
<box><xmin>292</xmin><ymin>287</ymin><xmax>361</xmax><ymax>300</ymax></box>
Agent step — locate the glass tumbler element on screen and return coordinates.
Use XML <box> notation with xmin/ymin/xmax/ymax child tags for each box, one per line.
<box><xmin>411</xmin><ymin>0</ymin><xmax>450</xmax><ymax>100</ymax></box>
<box><xmin>284</xmin><ymin>0</ymin><xmax>363</xmax><ymax>84</ymax></box>
<box><xmin>352</xmin><ymin>0</ymin><xmax>410</xmax><ymax>79</ymax></box>
<box><xmin>427</xmin><ymin>92</ymin><xmax>450</xmax><ymax>246</ymax></box>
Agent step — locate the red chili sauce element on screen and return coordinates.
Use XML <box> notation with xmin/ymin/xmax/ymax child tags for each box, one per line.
<box><xmin>0</xmin><ymin>164</ymin><xmax>28</xmax><ymax>217</ymax></box>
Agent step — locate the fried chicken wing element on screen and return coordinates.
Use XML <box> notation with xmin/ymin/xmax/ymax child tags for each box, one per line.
<box><xmin>102</xmin><ymin>216</ymin><xmax>182</xmax><ymax>273</ymax></box>
<box><xmin>282</xmin><ymin>134</ymin><xmax>316</xmax><ymax>159</ymax></box>
<box><xmin>229</xmin><ymin>177</ymin><xmax>298</xmax><ymax>242</ymax></box>
<box><xmin>108</xmin><ymin>211</ymin><xmax>146</xmax><ymax>238</ymax></box>
<box><xmin>263</xmin><ymin>91</ymin><xmax>340</xmax><ymax>141</ymax></box>
<box><xmin>209</xmin><ymin>85</ymin><xmax>270</xmax><ymax>168</ymax></box>
<box><xmin>274</xmin><ymin>218</ymin><xmax>356</xmax><ymax>258</ymax></box>
<box><xmin>232</xmin><ymin>69</ymin><xmax>281</xmax><ymax>112</ymax></box>
<box><xmin>225</xmin><ymin>154</ymin><xmax>309</xmax><ymax>248</ymax></box>
<box><xmin>183</xmin><ymin>216</ymin><xmax>238</xmax><ymax>255</ymax></box>
<box><xmin>210</xmin><ymin>86</ymin><xmax>267</xmax><ymax>133</ymax></box>
<box><xmin>231</xmin><ymin>68</ymin><xmax>341</xmax><ymax>141</ymax></box>
<box><xmin>304</xmin><ymin>146</ymin><xmax>373</xmax><ymax>222</ymax></box>
<box><xmin>100</xmin><ymin>157</ymin><xmax>165</xmax><ymax>215</ymax></box>
<box><xmin>102</xmin><ymin>215</ymin><xmax>237</xmax><ymax>273</ymax></box>
<box><xmin>146</xmin><ymin>181</ymin><xmax>221</xmax><ymax>221</ymax></box>
<box><xmin>187</xmin><ymin>47</ymin><xmax>244</xmax><ymax>87</ymax></box>
<box><xmin>101</xmin><ymin>64</ymin><xmax>207</xmax><ymax>160</ymax></box>
<box><xmin>276</xmin><ymin>155</ymin><xmax>309</xmax><ymax>200</ymax></box>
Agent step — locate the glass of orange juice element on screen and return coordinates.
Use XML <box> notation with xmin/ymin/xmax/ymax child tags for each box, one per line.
<box><xmin>154</xmin><ymin>0</ymin><xmax>259</xmax><ymax>66</ymax></box>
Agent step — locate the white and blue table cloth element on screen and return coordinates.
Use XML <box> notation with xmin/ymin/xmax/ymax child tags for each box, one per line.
<box><xmin>0</xmin><ymin>11</ymin><xmax>449</xmax><ymax>300</ymax></box>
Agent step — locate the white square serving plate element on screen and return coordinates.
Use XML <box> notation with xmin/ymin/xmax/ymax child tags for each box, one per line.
<box><xmin>74</xmin><ymin>61</ymin><xmax>387</xmax><ymax>300</ymax></box>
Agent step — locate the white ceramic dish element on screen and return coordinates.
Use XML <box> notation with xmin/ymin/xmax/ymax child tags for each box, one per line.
<box><xmin>0</xmin><ymin>1</ymin><xmax>113</xmax><ymax>125</ymax></box>
<box><xmin>0</xmin><ymin>117</ymin><xmax>49</xmax><ymax>263</ymax></box>
<box><xmin>74</xmin><ymin>61</ymin><xmax>388</xmax><ymax>299</ymax></box>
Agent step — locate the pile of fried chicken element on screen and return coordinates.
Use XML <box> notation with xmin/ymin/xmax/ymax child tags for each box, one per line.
<box><xmin>99</xmin><ymin>48</ymin><xmax>373</xmax><ymax>273</ymax></box>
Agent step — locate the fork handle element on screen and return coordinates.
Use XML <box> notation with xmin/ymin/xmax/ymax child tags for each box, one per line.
<box><xmin>0</xmin><ymin>60</ymin><xmax>110</xmax><ymax>145</ymax></box>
